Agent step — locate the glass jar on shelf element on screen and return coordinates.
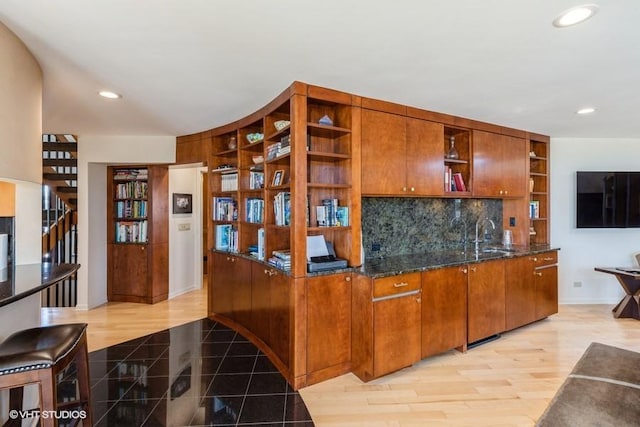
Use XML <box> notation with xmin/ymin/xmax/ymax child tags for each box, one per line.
<box><xmin>446</xmin><ymin>136</ymin><xmax>459</xmax><ymax>159</ymax></box>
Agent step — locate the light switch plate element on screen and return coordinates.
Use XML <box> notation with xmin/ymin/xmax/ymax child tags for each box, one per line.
<box><xmin>178</xmin><ymin>223</ymin><xmax>191</xmax><ymax>231</ymax></box>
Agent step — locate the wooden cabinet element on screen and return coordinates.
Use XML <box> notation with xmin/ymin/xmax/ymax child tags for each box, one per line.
<box><xmin>505</xmin><ymin>251</ymin><xmax>558</xmax><ymax>330</ymax></box>
<box><xmin>352</xmin><ymin>272</ymin><xmax>421</xmax><ymax>381</ymax></box>
<box><xmin>472</xmin><ymin>130</ymin><xmax>526</xmax><ymax>198</ymax></box>
<box><xmin>209</xmin><ymin>252</ymin><xmax>251</xmax><ymax>324</ymax></box>
<box><xmin>421</xmin><ymin>266</ymin><xmax>467</xmax><ymax>358</ymax></box>
<box><xmin>467</xmin><ymin>259</ymin><xmax>505</xmax><ymax>343</ymax></box>
<box><xmin>107</xmin><ymin>166</ymin><xmax>168</xmax><ymax>304</ymax></box>
<box><xmin>306</xmin><ymin>273</ymin><xmax>352</xmax><ymax>382</ymax></box>
<box><xmin>362</xmin><ymin>110</ymin><xmax>444</xmax><ymax>196</ymax></box>
<box><xmin>268</xmin><ymin>267</ymin><xmax>290</xmax><ymax>367</ymax></box>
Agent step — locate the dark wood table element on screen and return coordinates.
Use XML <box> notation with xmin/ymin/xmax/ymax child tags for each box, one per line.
<box><xmin>594</xmin><ymin>267</ymin><xmax>640</xmax><ymax>319</ymax></box>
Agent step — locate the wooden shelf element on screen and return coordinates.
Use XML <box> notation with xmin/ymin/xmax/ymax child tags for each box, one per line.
<box><xmin>306</xmin><ymin>122</ymin><xmax>351</xmax><ymax>137</ymax></box>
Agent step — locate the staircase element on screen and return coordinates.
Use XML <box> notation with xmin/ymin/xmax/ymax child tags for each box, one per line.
<box><xmin>42</xmin><ymin>134</ymin><xmax>78</xmax><ymax>307</ymax></box>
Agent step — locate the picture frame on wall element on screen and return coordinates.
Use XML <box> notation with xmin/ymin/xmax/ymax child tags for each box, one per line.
<box><xmin>173</xmin><ymin>193</ymin><xmax>192</xmax><ymax>214</ymax></box>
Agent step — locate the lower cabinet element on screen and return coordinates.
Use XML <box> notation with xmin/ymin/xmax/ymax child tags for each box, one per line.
<box><xmin>505</xmin><ymin>251</ymin><xmax>558</xmax><ymax>330</ymax></box>
<box><xmin>306</xmin><ymin>274</ymin><xmax>352</xmax><ymax>382</ymax></box>
<box><xmin>421</xmin><ymin>266</ymin><xmax>467</xmax><ymax>358</ymax></box>
<box><xmin>467</xmin><ymin>259</ymin><xmax>506</xmax><ymax>343</ymax></box>
<box><xmin>352</xmin><ymin>272</ymin><xmax>422</xmax><ymax>381</ymax></box>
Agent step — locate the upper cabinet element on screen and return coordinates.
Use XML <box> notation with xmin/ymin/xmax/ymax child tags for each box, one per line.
<box><xmin>361</xmin><ymin>110</ymin><xmax>444</xmax><ymax>196</ymax></box>
<box><xmin>472</xmin><ymin>130</ymin><xmax>526</xmax><ymax>198</ymax></box>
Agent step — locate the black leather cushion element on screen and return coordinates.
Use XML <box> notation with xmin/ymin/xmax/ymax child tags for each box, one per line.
<box><xmin>0</xmin><ymin>323</ymin><xmax>88</xmax><ymax>375</ymax></box>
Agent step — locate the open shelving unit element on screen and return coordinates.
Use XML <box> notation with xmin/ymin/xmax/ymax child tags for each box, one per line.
<box><xmin>528</xmin><ymin>135</ymin><xmax>550</xmax><ymax>244</ymax></box>
<box><xmin>443</xmin><ymin>126</ymin><xmax>472</xmax><ymax>195</ymax></box>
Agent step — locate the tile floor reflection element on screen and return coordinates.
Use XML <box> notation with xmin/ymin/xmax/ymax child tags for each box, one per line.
<box><xmin>88</xmin><ymin>318</ymin><xmax>314</xmax><ymax>426</ymax></box>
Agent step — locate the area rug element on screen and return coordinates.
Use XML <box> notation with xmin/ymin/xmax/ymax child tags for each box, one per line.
<box><xmin>536</xmin><ymin>342</ymin><xmax>640</xmax><ymax>426</ymax></box>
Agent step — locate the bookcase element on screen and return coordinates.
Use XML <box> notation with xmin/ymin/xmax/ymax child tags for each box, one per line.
<box><xmin>443</xmin><ymin>126</ymin><xmax>471</xmax><ymax>195</ymax></box>
<box><xmin>208</xmin><ymin>83</ymin><xmax>361</xmax><ymax>278</ymax></box>
<box><xmin>107</xmin><ymin>165</ymin><xmax>168</xmax><ymax>303</ymax></box>
<box><xmin>528</xmin><ymin>134</ymin><xmax>550</xmax><ymax>244</ymax></box>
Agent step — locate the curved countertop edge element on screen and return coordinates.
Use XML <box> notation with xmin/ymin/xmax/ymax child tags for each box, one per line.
<box><xmin>357</xmin><ymin>245</ymin><xmax>560</xmax><ymax>279</ymax></box>
<box><xmin>0</xmin><ymin>263</ymin><xmax>81</xmax><ymax>308</ymax></box>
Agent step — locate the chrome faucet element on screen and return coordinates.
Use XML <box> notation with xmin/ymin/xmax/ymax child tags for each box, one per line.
<box><xmin>449</xmin><ymin>215</ymin><xmax>468</xmax><ymax>247</ymax></box>
<box><xmin>474</xmin><ymin>217</ymin><xmax>496</xmax><ymax>251</ymax></box>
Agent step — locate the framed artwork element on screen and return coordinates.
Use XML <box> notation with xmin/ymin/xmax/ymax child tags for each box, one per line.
<box><xmin>272</xmin><ymin>170</ymin><xmax>285</xmax><ymax>187</ymax></box>
<box><xmin>173</xmin><ymin>193</ymin><xmax>192</xmax><ymax>214</ymax></box>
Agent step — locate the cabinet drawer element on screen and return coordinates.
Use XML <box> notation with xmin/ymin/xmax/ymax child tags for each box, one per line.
<box><xmin>531</xmin><ymin>251</ymin><xmax>557</xmax><ymax>268</ymax></box>
<box><xmin>373</xmin><ymin>272</ymin><xmax>421</xmax><ymax>299</ymax></box>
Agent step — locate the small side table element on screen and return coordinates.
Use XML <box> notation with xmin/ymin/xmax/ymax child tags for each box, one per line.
<box><xmin>594</xmin><ymin>267</ymin><xmax>640</xmax><ymax>319</ymax></box>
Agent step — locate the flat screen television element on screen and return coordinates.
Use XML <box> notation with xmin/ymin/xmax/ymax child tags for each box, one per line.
<box><xmin>576</xmin><ymin>171</ymin><xmax>640</xmax><ymax>228</ymax></box>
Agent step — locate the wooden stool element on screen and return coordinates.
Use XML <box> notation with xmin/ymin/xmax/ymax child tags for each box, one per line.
<box><xmin>0</xmin><ymin>323</ymin><xmax>92</xmax><ymax>427</ymax></box>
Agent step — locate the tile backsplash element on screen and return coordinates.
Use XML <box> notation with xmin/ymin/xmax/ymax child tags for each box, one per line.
<box><xmin>362</xmin><ymin>197</ymin><xmax>502</xmax><ymax>259</ymax></box>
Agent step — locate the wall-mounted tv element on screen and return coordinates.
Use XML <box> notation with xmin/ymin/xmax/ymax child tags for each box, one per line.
<box><xmin>576</xmin><ymin>171</ymin><xmax>640</xmax><ymax>228</ymax></box>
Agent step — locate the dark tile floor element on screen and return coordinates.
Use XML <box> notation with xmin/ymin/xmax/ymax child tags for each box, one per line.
<box><xmin>85</xmin><ymin>318</ymin><xmax>314</xmax><ymax>426</ymax></box>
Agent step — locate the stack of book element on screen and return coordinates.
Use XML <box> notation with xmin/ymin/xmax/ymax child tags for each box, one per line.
<box><xmin>113</xmin><ymin>168</ymin><xmax>148</xmax><ymax>181</ymax></box>
<box><xmin>266</xmin><ymin>135</ymin><xmax>291</xmax><ymax>160</ymax></box>
<box><xmin>273</xmin><ymin>192</ymin><xmax>291</xmax><ymax>226</ymax></box>
<box><xmin>444</xmin><ymin>168</ymin><xmax>467</xmax><ymax>192</ymax></box>
<box><xmin>268</xmin><ymin>249</ymin><xmax>291</xmax><ymax>271</ymax></box>
<box><xmin>213</xmin><ymin>197</ymin><xmax>237</xmax><ymax>221</ymax></box>
<box><xmin>245</xmin><ymin>198</ymin><xmax>264</xmax><ymax>223</ymax></box>
<box><xmin>530</xmin><ymin>201</ymin><xmax>540</xmax><ymax>219</ymax></box>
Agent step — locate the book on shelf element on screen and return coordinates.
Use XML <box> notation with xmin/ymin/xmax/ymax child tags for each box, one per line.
<box><xmin>452</xmin><ymin>173</ymin><xmax>467</xmax><ymax>192</ymax></box>
<box><xmin>316</xmin><ymin>198</ymin><xmax>340</xmax><ymax>226</ymax></box>
<box><xmin>257</xmin><ymin>227</ymin><xmax>265</xmax><ymax>260</ymax></box>
<box><xmin>215</xmin><ymin>224</ymin><xmax>238</xmax><ymax>252</ymax></box>
<box><xmin>116</xmin><ymin>200</ymin><xmax>147</xmax><ymax>219</ymax></box>
<box><xmin>245</xmin><ymin>198</ymin><xmax>264</xmax><ymax>223</ymax></box>
<box><xmin>221</xmin><ymin>173</ymin><xmax>238</xmax><ymax>191</ymax></box>
<box><xmin>249</xmin><ymin>171</ymin><xmax>264</xmax><ymax>189</ymax></box>
<box><xmin>115</xmin><ymin>181</ymin><xmax>148</xmax><ymax>199</ymax></box>
<box><xmin>115</xmin><ymin>220</ymin><xmax>148</xmax><ymax>243</ymax></box>
<box><xmin>336</xmin><ymin>206</ymin><xmax>349</xmax><ymax>226</ymax></box>
<box><xmin>273</xmin><ymin>192</ymin><xmax>291</xmax><ymax>226</ymax></box>
<box><xmin>268</xmin><ymin>248</ymin><xmax>291</xmax><ymax>271</ymax></box>
<box><xmin>529</xmin><ymin>200</ymin><xmax>540</xmax><ymax>219</ymax></box>
<box><xmin>212</xmin><ymin>197</ymin><xmax>237</xmax><ymax>221</ymax></box>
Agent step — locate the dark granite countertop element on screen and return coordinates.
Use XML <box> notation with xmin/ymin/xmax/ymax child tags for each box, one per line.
<box><xmin>357</xmin><ymin>244</ymin><xmax>559</xmax><ymax>278</ymax></box>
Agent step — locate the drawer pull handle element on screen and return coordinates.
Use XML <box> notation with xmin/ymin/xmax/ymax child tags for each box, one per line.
<box><xmin>543</xmin><ymin>257</ymin><xmax>554</xmax><ymax>261</ymax></box>
<box><xmin>345</xmin><ymin>276</ymin><xmax>351</xmax><ymax>282</ymax></box>
<box><xmin>462</xmin><ymin>268</ymin><xmax>468</xmax><ymax>274</ymax></box>
<box><xmin>534</xmin><ymin>272</ymin><xmax>543</xmax><ymax>277</ymax></box>
<box><xmin>531</xmin><ymin>257</ymin><xmax>538</xmax><ymax>262</ymax></box>
<box><xmin>393</xmin><ymin>282</ymin><xmax>409</xmax><ymax>288</ymax></box>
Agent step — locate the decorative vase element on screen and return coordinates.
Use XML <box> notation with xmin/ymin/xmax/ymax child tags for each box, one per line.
<box><xmin>446</xmin><ymin>136</ymin><xmax>459</xmax><ymax>159</ymax></box>
<box><xmin>228</xmin><ymin>136</ymin><xmax>237</xmax><ymax>150</ymax></box>
<box><xmin>529</xmin><ymin>178</ymin><xmax>535</xmax><ymax>193</ymax></box>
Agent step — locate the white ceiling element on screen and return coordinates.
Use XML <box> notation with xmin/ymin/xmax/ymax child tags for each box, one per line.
<box><xmin>1</xmin><ymin>0</ymin><xmax>639</xmax><ymax>138</ymax></box>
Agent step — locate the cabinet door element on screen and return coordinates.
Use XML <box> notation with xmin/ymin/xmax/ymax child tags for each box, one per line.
<box><xmin>306</xmin><ymin>274</ymin><xmax>351</xmax><ymax>374</ymax></box>
<box><xmin>501</xmin><ymin>135</ymin><xmax>526</xmax><ymax>198</ymax></box>
<box><xmin>250</xmin><ymin>263</ymin><xmax>271</xmax><ymax>345</ymax></box>
<box><xmin>269</xmin><ymin>270</ymin><xmax>290</xmax><ymax>367</ymax></box>
<box><xmin>406</xmin><ymin>118</ymin><xmax>445</xmax><ymax>196</ymax></box>
<box><xmin>109</xmin><ymin>244</ymin><xmax>148</xmax><ymax>298</ymax></box>
<box><xmin>472</xmin><ymin>130</ymin><xmax>503</xmax><ymax>197</ymax></box>
<box><xmin>361</xmin><ymin>109</ymin><xmax>406</xmax><ymax>195</ymax></box>
<box><xmin>505</xmin><ymin>256</ymin><xmax>536</xmax><ymax>330</ymax></box>
<box><xmin>421</xmin><ymin>266</ymin><xmax>467</xmax><ymax>358</ymax></box>
<box><xmin>209</xmin><ymin>252</ymin><xmax>233</xmax><ymax>318</ymax></box>
<box><xmin>467</xmin><ymin>259</ymin><xmax>505</xmax><ymax>343</ymax></box>
<box><xmin>535</xmin><ymin>265</ymin><xmax>558</xmax><ymax>320</ymax></box>
<box><xmin>373</xmin><ymin>293</ymin><xmax>421</xmax><ymax>378</ymax></box>
<box><xmin>228</xmin><ymin>256</ymin><xmax>251</xmax><ymax>327</ymax></box>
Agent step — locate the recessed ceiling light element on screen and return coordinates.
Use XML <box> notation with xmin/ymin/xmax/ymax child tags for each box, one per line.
<box><xmin>553</xmin><ymin>4</ymin><xmax>599</xmax><ymax>27</ymax></box>
<box><xmin>99</xmin><ymin>90</ymin><xmax>122</xmax><ymax>99</ymax></box>
<box><xmin>576</xmin><ymin>107</ymin><xmax>596</xmax><ymax>115</ymax></box>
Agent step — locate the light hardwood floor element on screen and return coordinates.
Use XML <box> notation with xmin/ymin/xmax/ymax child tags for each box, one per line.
<box><xmin>42</xmin><ymin>294</ymin><xmax>640</xmax><ymax>427</ymax></box>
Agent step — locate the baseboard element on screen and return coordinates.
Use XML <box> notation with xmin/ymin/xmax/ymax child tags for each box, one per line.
<box><xmin>169</xmin><ymin>284</ymin><xmax>200</xmax><ymax>300</ymax></box>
